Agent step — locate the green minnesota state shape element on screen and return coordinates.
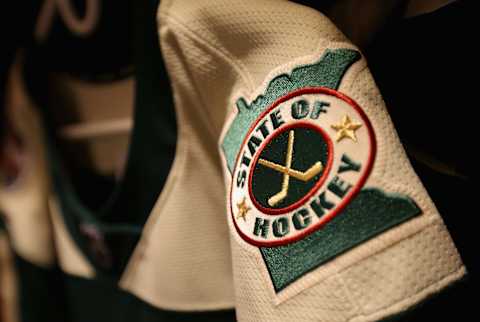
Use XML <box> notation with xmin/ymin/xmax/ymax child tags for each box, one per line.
<box><xmin>222</xmin><ymin>48</ymin><xmax>422</xmax><ymax>293</ymax></box>
<box><xmin>261</xmin><ymin>188</ymin><xmax>421</xmax><ymax>291</ymax></box>
<box><xmin>222</xmin><ymin>48</ymin><xmax>361</xmax><ymax>173</ymax></box>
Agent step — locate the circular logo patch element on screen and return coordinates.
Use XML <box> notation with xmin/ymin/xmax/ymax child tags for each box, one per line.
<box><xmin>230</xmin><ymin>87</ymin><xmax>376</xmax><ymax>246</ymax></box>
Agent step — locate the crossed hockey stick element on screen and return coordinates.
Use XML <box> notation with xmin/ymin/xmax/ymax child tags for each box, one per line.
<box><xmin>258</xmin><ymin>130</ymin><xmax>323</xmax><ymax>206</ymax></box>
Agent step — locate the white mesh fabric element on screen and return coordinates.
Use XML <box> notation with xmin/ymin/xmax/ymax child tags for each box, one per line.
<box><xmin>154</xmin><ymin>0</ymin><xmax>465</xmax><ymax>319</ymax></box>
<box><xmin>341</xmin><ymin>221</ymin><xmax>464</xmax><ymax>320</ymax></box>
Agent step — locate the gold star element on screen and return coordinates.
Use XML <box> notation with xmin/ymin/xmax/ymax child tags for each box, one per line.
<box><xmin>236</xmin><ymin>197</ymin><xmax>251</xmax><ymax>221</ymax></box>
<box><xmin>331</xmin><ymin>115</ymin><xmax>362</xmax><ymax>142</ymax></box>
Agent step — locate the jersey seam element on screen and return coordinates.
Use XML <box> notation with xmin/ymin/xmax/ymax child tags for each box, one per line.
<box><xmin>159</xmin><ymin>14</ymin><xmax>251</xmax><ymax>142</ymax></box>
<box><xmin>159</xmin><ymin>11</ymin><xmax>254</xmax><ymax>92</ymax></box>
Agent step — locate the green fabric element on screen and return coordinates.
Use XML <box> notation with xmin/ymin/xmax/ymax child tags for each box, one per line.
<box><xmin>14</xmin><ymin>254</ymin><xmax>235</xmax><ymax>322</ymax></box>
<box><xmin>222</xmin><ymin>49</ymin><xmax>361</xmax><ymax>172</ymax></box>
<box><xmin>260</xmin><ymin>188</ymin><xmax>421</xmax><ymax>291</ymax></box>
<box><xmin>64</xmin><ymin>275</ymin><xmax>236</xmax><ymax>322</ymax></box>
<box><xmin>14</xmin><ymin>254</ymin><xmax>67</xmax><ymax>322</ymax></box>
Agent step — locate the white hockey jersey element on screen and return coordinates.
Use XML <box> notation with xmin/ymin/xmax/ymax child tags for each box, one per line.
<box><xmin>0</xmin><ymin>1</ymin><xmax>466</xmax><ymax>321</ymax></box>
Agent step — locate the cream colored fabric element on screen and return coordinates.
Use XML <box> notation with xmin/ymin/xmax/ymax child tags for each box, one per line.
<box><xmin>49</xmin><ymin>73</ymin><xmax>134</xmax><ymax>176</ymax></box>
<box><xmin>49</xmin><ymin>73</ymin><xmax>134</xmax><ymax>123</ymax></box>
<box><xmin>119</xmin><ymin>122</ymin><xmax>235</xmax><ymax>310</ymax></box>
<box><xmin>158</xmin><ymin>0</ymin><xmax>464</xmax><ymax>320</ymax></box>
<box><xmin>0</xmin><ymin>61</ymin><xmax>101</xmax><ymax>278</ymax></box>
<box><xmin>0</xmin><ymin>0</ymin><xmax>465</xmax><ymax>318</ymax></box>
<box><xmin>49</xmin><ymin>197</ymin><xmax>95</xmax><ymax>278</ymax></box>
<box><xmin>0</xmin><ymin>232</ymin><xmax>19</xmax><ymax>322</ymax></box>
<box><xmin>1</xmin><ymin>46</ymin><xmax>235</xmax><ymax>313</ymax></box>
<box><xmin>0</xmin><ymin>63</ymin><xmax>55</xmax><ymax>268</ymax></box>
<box><xmin>118</xmin><ymin>1</ymin><xmax>240</xmax><ymax>310</ymax></box>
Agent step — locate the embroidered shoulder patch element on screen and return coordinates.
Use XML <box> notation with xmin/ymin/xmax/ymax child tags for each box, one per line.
<box><xmin>221</xmin><ymin>49</ymin><xmax>421</xmax><ymax>292</ymax></box>
<box><xmin>230</xmin><ymin>86</ymin><xmax>375</xmax><ymax>246</ymax></box>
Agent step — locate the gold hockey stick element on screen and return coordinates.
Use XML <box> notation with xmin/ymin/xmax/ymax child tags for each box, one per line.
<box><xmin>258</xmin><ymin>130</ymin><xmax>323</xmax><ymax>206</ymax></box>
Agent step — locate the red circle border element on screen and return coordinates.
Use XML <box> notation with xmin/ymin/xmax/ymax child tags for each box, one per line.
<box><xmin>229</xmin><ymin>86</ymin><xmax>377</xmax><ymax>247</ymax></box>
